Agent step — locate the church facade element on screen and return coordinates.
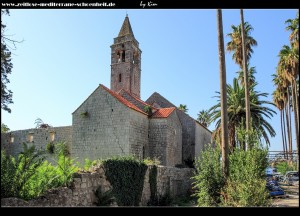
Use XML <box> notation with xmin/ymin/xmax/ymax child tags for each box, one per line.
<box><xmin>2</xmin><ymin>16</ymin><xmax>212</xmax><ymax>167</ymax></box>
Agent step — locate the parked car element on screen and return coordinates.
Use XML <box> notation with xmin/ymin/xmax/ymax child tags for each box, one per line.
<box><xmin>284</xmin><ymin>171</ymin><xmax>299</xmax><ymax>185</ymax></box>
<box><xmin>273</xmin><ymin>173</ymin><xmax>285</xmax><ymax>182</ymax></box>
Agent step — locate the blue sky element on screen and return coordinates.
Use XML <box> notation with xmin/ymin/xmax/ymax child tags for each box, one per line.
<box><xmin>1</xmin><ymin>9</ymin><xmax>298</xmax><ymax>152</ymax></box>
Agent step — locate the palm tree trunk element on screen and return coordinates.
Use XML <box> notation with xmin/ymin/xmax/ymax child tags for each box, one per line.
<box><xmin>217</xmin><ymin>9</ymin><xmax>229</xmax><ymax>179</ymax></box>
<box><xmin>287</xmin><ymin>91</ymin><xmax>293</xmax><ymax>160</ymax></box>
<box><xmin>280</xmin><ymin>110</ymin><xmax>286</xmax><ymax>159</ymax></box>
<box><xmin>282</xmin><ymin>108</ymin><xmax>288</xmax><ymax>160</ymax></box>
<box><xmin>291</xmin><ymin>80</ymin><xmax>298</xmax><ymax>161</ymax></box>
<box><xmin>240</xmin><ymin>9</ymin><xmax>251</xmax><ymax>150</ymax></box>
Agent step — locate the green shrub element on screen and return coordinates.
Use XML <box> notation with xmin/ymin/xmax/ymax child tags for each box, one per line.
<box><xmin>147</xmin><ymin>165</ymin><xmax>158</xmax><ymax>206</ymax></box>
<box><xmin>276</xmin><ymin>161</ymin><xmax>297</xmax><ymax>175</ymax></box>
<box><xmin>221</xmin><ymin>148</ymin><xmax>270</xmax><ymax>207</ymax></box>
<box><xmin>1</xmin><ymin>142</ymin><xmax>78</xmax><ymax>200</ymax></box>
<box><xmin>103</xmin><ymin>156</ymin><xmax>147</xmax><ymax>206</ymax></box>
<box><xmin>55</xmin><ymin>141</ymin><xmax>70</xmax><ymax>156</ymax></box>
<box><xmin>193</xmin><ymin>145</ymin><xmax>224</xmax><ymax>206</ymax></box>
<box><xmin>1</xmin><ymin>143</ymin><xmax>45</xmax><ymax>199</ymax></box>
<box><xmin>46</xmin><ymin>142</ymin><xmax>55</xmax><ymax>154</ymax></box>
<box><xmin>1</xmin><ymin>150</ymin><xmax>17</xmax><ymax>198</ymax></box>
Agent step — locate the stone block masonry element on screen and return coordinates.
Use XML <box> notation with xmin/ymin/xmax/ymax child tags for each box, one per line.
<box><xmin>1</xmin><ymin>165</ymin><xmax>194</xmax><ymax>207</ymax></box>
<box><xmin>1</xmin><ymin>126</ymin><xmax>72</xmax><ymax>162</ymax></box>
<box><xmin>71</xmin><ymin>85</ymin><xmax>149</xmax><ymax>164</ymax></box>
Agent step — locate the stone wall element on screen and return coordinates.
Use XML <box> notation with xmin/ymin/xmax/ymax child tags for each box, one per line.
<box><xmin>1</xmin><ymin>165</ymin><xmax>111</xmax><ymax>207</ymax></box>
<box><xmin>141</xmin><ymin>166</ymin><xmax>194</xmax><ymax>206</ymax></box>
<box><xmin>1</xmin><ymin>126</ymin><xmax>72</xmax><ymax>161</ymax></box>
<box><xmin>129</xmin><ymin>110</ymin><xmax>149</xmax><ymax>160</ymax></box>
<box><xmin>72</xmin><ymin>85</ymin><xmax>133</xmax><ymax>164</ymax></box>
<box><xmin>195</xmin><ymin>122</ymin><xmax>212</xmax><ymax>160</ymax></box>
<box><xmin>148</xmin><ymin>111</ymin><xmax>182</xmax><ymax>166</ymax></box>
<box><xmin>145</xmin><ymin>92</ymin><xmax>200</xmax><ymax>165</ymax></box>
<box><xmin>176</xmin><ymin>110</ymin><xmax>196</xmax><ymax>164</ymax></box>
<box><xmin>1</xmin><ymin>165</ymin><xmax>194</xmax><ymax>207</ymax></box>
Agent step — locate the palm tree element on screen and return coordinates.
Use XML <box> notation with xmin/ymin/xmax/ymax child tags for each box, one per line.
<box><xmin>237</xmin><ymin>64</ymin><xmax>257</xmax><ymax>87</ymax></box>
<box><xmin>209</xmin><ymin>78</ymin><xmax>276</xmax><ymax>151</ymax></box>
<box><xmin>226</xmin><ymin>22</ymin><xmax>257</xmax><ymax>68</ymax></box>
<box><xmin>227</xmin><ymin>14</ymin><xmax>257</xmax><ymax>150</ymax></box>
<box><xmin>285</xmin><ymin>12</ymin><xmax>299</xmax><ymax>48</ymax></box>
<box><xmin>217</xmin><ymin>9</ymin><xmax>229</xmax><ymax>179</ymax></box>
<box><xmin>197</xmin><ymin>109</ymin><xmax>211</xmax><ymax>127</ymax></box>
<box><xmin>178</xmin><ymin>104</ymin><xmax>188</xmax><ymax>113</ymax></box>
<box><xmin>278</xmin><ymin>45</ymin><xmax>299</xmax><ymax>156</ymax></box>
<box><xmin>272</xmin><ymin>86</ymin><xmax>288</xmax><ymax>159</ymax></box>
<box><xmin>273</xmin><ymin>69</ymin><xmax>293</xmax><ymax>159</ymax></box>
<box><xmin>285</xmin><ymin>13</ymin><xmax>299</xmax><ymax>161</ymax></box>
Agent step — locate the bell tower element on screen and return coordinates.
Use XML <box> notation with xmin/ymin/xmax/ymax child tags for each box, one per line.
<box><xmin>110</xmin><ymin>15</ymin><xmax>142</xmax><ymax>98</ymax></box>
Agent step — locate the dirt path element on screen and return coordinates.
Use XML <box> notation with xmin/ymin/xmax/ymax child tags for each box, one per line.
<box><xmin>272</xmin><ymin>184</ymin><xmax>299</xmax><ymax>207</ymax></box>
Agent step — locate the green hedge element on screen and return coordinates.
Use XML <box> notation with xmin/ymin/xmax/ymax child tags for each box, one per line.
<box><xmin>103</xmin><ymin>156</ymin><xmax>147</xmax><ymax>206</ymax></box>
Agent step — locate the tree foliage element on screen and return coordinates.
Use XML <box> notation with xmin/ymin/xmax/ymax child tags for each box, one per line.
<box><xmin>226</xmin><ymin>22</ymin><xmax>257</xmax><ymax>68</ymax></box>
<box><xmin>193</xmin><ymin>145</ymin><xmax>224</xmax><ymax>206</ymax></box>
<box><xmin>197</xmin><ymin>109</ymin><xmax>211</xmax><ymax>127</ymax></box>
<box><xmin>1</xmin><ymin>9</ymin><xmax>13</xmax><ymax>113</ymax></box>
<box><xmin>1</xmin><ymin>123</ymin><xmax>10</xmax><ymax>133</ymax></box>
<box><xmin>193</xmin><ymin>130</ymin><xmax>270</xmax><ymax>207</ymax></box>
<box><xmin>209</xmin><ymin>78</ymin><xmax>276</xmax><ymax>150</ymax></box>
<box><xmin>178</xmin><ymin>104</ymin><xmax>188</xmax><ymax>113</ymax></box>
<box><xmin>103</xmin><ymin>156</ymin><xmax>147</xmax><ymax>206</ymax></box>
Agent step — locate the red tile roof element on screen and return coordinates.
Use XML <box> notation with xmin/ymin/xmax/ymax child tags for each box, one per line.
<box><xmin>151</xmin><ymin>107</ymin><xmax>176</xmax><ymax>118</ymax></box>
<box><xmin>100</xmin><ymin>84</ymin><xmax>148</xmax><ymax>115</ymax></box>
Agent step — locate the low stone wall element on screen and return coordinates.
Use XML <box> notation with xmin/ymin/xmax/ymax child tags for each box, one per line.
<box><xmin>1</xmin><ymin>165</ymin><xmax>111</xmax><ymax>207</ymax></box>
<box><xmin>141</xmin><ymin>166</ymin><xmax>194</xmax><ymax>205</ymax></box>
<box><xmin>1</xmin><ymin>165</ymin><xmax>194</xmax><ymax>207</ymax></box>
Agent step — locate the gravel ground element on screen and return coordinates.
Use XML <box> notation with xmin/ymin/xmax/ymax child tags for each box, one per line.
<box><xmin>271</xmin><ymin>183</ymin><xmax>299</xmax><ymax>207</ymax></box>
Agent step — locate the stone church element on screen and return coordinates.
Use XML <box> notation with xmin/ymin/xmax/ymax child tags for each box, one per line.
<box><xmin>2</xmin><ymin>16</ymin><xmax>212</xmax><ymax>167</ymax></box>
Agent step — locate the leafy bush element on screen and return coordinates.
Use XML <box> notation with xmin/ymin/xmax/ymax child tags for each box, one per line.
<box><xmin>1</xmin><ymin>142</ymin><xmax>78</xmax><ymax>200</ymax></box>
<box><xmin>193</xmin><ymin>145</ymin><xmax>224</xmax><ymax>206</ymax></box>
<box><xmin>147</xmin><ymin>165</ymin><xmax>158</xmax><ymax>206</ymax></box>
<box><xmin>193</xmin><ymin>140</ymin><xmax>270</xmax><ymax>207</ymax></box>
<box><xmin>103</xmin><ymin>156</ymin><xmax>147</xmax><ymax>206</ymax></box>
<box><xmin>1</xmin><ymin>143</ymin><xmax>45</xmax><ymax>199</ymax></box>
<box><xmin>276</xmin><ymin>161</ymin><xmax>297</xmax><ymax>175</ymax></box>
<box><xmin>143</xmin><ymin>157</ymin><xmax>160</xmax><ymax>166</ymax></box>
<box><xmin>221</xmin><ymin>148</ymin><xmax>270</xmax><ymax>207</ymax></box>
<box><xmin>55</xmin><ymin>141</ymin><xmax>70</xmax><ymax>156</ymax></box>
<box><xmin>1</xmin><ymin>150</ymin><xmax>17</xmax><ymax>198</ymax></box>
<box><xmin>46</xmin><ymin>142</ymin><xmax>55</xmax><ymax>154</ymax></box>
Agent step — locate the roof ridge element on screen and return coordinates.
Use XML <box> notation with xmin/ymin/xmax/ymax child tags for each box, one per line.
<box><xmin>119</xmin><ymin>88</ymin><xmax>155</xmax><ymax>108</ymax></box>
<box><xmin>100</xmin><ymin>85</ymin><xmax>148</xmax><ymax>116</ymax></box>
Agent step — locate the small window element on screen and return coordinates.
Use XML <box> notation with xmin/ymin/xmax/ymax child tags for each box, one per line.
<box><xmin>50</xmin><ymin>132</ymin><xmax>55</xmax><ymax>142</ymax></box>
<box><xmin>122</xmin><ymin>50</ymin><xmax>125</xmax><ymax>62</ymax></box>
<box><xmin>117</xmin><ymin>51</ymin><xmax>121</xmax><ymax>63</ymax></box>
<box><xmin>28</xmin><ymin>134</ymin><xmax>34</xmax><ymax>142</ymax></box>
<box><xmin>119</xmin><ymin>74</ymin><xmax>122</xmax><ymax>82</ymax></box>
<box><xmin>10</xmin><ymin>136</ymin><xmax>14</xmax><ymax>143</ymax></box>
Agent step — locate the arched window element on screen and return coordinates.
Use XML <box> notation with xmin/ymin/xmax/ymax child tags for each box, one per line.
<box><xmin>119</xmin><ymin>74</ymin><xmax>122</xmax><ymax>82</ymax></box>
